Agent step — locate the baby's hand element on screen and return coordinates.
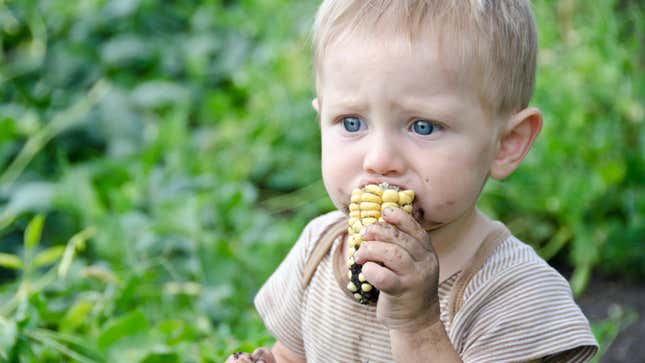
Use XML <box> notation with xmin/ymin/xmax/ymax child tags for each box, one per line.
<box><xmin>354</xmin><ymin>207</ymin><xmax>440</xmax><ymax>332</ymax></box>
<box><xmin>225</xmin><ymin>347</ymin><xmax>276</xmax><ymax>363</ymax></box>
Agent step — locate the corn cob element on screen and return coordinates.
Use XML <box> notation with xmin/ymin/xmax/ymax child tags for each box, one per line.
<box><xmin>347</xmin><ymin>183</ymin><xmax>415</xmax><ymax>304</ymax></box>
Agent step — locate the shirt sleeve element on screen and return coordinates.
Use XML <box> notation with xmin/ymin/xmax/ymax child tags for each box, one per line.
<box><xmin>455</xmin><ymin>262</ymin><xmax>599</xmax><ymax>363</ymax></box>
<box><xmin>253</xmin><ymin>212</ymin><xmax>342</xmax><ymax>357</ymax></box>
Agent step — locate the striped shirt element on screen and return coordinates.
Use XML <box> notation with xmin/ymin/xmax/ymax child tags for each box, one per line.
<box><xmin>255</xmin><ymin>211</ymin><xmax>598</xmax><ymax>362</ymax></box>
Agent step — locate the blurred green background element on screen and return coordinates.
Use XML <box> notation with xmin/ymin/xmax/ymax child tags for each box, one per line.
<box><xmin>0</xmin><ymin>0</ymin><xmax>642</xmax><ymax>362</ymax></box>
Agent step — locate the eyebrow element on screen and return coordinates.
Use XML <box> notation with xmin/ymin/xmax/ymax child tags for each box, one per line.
<box><xmin>323</xmin><ymin>92</ymin><xmax>465</xmax><ymax>123</ymax></box>
<box><xmin>323</xmin><ymin>96</ymin><xmax>369</xmax><ymax>113</ymax></box>
<box><xmin>392</xmin><ymin>95</ymin><xmax>463</xmax><ymax>121</ymax></box>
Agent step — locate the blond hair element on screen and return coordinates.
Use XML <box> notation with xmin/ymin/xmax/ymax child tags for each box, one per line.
<box><xmin>311</xmin><ymin>0</ymin><xmax>538</xmax><ymax>115</ymax></box>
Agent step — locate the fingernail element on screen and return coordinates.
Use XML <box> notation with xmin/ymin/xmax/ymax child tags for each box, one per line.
<box><xmin>360</xmin><ymin>226</ymin><xmax>367</xmax><ymax>236</ymax></box>
<box><xmin>383</xmin><ymin>207</ymin><xmax>393</xmax><ymax>215</ymax></box>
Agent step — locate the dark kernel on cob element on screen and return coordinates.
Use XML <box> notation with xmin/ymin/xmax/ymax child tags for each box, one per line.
<box><xmin>347</xmin><ymin>183</ymin><xmax>415</xmax><ymax>304</ymax></box>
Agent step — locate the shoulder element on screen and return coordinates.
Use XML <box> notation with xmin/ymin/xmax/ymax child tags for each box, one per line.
<box><xmin>454</xmin><ymin>233</ymin><xmax>598</xmax><ymax>362</ymax></box>
<box><xmin>252</xmin><ymin>210</ymin><xmax>345</xmax><ymax>357</ymax></box>
<box><xmin>299</xmin><ymin>210</ymin><xmax>345</xmax><ymax>257</ymax></box>
<box><xmin>466</xmin><ymin>234</ymin><xmax>569</xmax><ymax>299</ymax></box>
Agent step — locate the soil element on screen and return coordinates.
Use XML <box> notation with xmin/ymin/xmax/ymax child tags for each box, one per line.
<box><xmin>577</xmin><ymin>275</ymin><xmax>645</xmax><ymax>363</ymax></box>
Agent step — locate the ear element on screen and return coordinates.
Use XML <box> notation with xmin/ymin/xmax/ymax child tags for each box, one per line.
<box><xmin>311</xmin><ymin>97</ymin><xmax>320</xmax><ymax>113</ymax></box>
<box><xmin>490</xmin><ymin>107</ymin><xmax>543</xmax><ymax>179</ymax></box>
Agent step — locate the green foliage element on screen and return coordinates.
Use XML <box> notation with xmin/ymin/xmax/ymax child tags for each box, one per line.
<box><xmin>590</xmin><ymin>305</ymin><xmax>638</xmax><ymax>363</ymax></box>
<box><xmin>479</xmin><ymin>0</ymin><xmax>645</xmax><ymax>294</ymax></box>
<box><xmin>0</xmin><ymin>0</ymin><xmax>642</xmax><ymax>361</ymax></box>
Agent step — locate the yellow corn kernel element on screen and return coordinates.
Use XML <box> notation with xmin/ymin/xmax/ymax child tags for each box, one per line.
<box><xmin>360</xmin><ymin>202</ymin><xmax>380</xmax><ymax>211</ymax></box>
<box><xmin>360</xmin><ymin>192</ymin><xmax>381</xmax><ymax>204</ymax></box>
<box><xmin>351</xmin><ymin>194</ymin><xmax>361</xmax><ymax>203</ymax></box>
<box><xmin>349</xmin><ymin>203</ymin><xmax>360</xmax><ymax>211</ymax></box>
<box><xmin>353</xmin><ymin>293</ymin><xmax>362</xmax><ymax>301</ymax></box>
<box><xmin>381</xmin><ymin>202</ymin><xmax>399</xmax><ymax>211</ymax></box>
<box><xmin>399</xmin><ymin>190</ymin><xmax>414</xmax><ymax>205</ymax></box>
<box><xmin>358</xmin><ymin>273</ymin><xmax>366</xmax><ymax>282</ymax></box>
<box><xmin>361</xmin><ymin>283</ymin><xmax>373</xmax><ymax>292</ymax></box>
<box><xmin>349</xmin><ymin>236</ymin><xmax>357</xmax><ymax>248</ymax></box>
<box><xmin>364</xmin><ymin>184</ymin><xmax>383</xmax><ymax>196</ymax></box>
<box><xmin>349</xmin><ymin>210</ymin><xmax>360</xmax><ymax>218</ymax></box>
<box><xmin>347</xmin><ymin>282</ymin><xmax>358</xmax><ymax>292</ymax></box>
<box><xmin>381</xmin><ymin>189</ymin><xmax>399</xmax><ymax>203</ymax></box>
<box><xmin>353</xmin><ymin>236</ymin><xmax>362</xmax><ymax>248</ymax></box>
<box><xmin>360</xmin><ymin>210</ymin><xmax>381</xmax><ymax>219</ymax></box>
<box><xmin>362</xmin><ymin>217</ymin><xmax>377</xmax><ymax>225</ymax></box>
<box><xmin>402</xmin><ymin>204</ymin><xmax>412</xmax><ymax>213</ymax></box>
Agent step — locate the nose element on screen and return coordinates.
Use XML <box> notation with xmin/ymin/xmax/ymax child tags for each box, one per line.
<box><xmin>362</xmin><ymin>132</ymin><xmax>405</xmax><ymax>176</ymax></box>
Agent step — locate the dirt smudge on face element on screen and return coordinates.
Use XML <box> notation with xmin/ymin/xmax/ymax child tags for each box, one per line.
<box><xmin>412</xmin><ymin>205</ymin><xmax>425</xmax><ymax>222</ymax></box>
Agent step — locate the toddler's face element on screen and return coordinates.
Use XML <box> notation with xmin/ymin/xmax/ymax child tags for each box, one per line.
<box><xmin>315</xmin><ymin>33</ymin><xmax>502</xmax><ymax>231</ymax></box>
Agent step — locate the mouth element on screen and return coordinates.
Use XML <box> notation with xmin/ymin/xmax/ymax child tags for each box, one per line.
<box><xmin>358</xmin><ymin>180</ymin><xmax>409</xmax><ymax>191</ymax></box>
<box><xmin>352</xmin><ymin>180</ymin><xmax>425</xmax><ymax>219</ymax></box>
<box><xmin>342</xmin><ymin>184</ymin><xmax>444</xmax><ymax>232</ymax></box>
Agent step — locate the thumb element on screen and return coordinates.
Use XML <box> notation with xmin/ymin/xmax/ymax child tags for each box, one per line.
<box><xmin>251</xmin><ymin>347</ymin><xmax>276</xmax><ymax>363</ymax></box>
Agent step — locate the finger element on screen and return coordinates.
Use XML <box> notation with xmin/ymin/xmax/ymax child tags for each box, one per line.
<box><xmin>361</xmin><ymin>261</ymin><xmax>403</xmax><ymax>295</ymax></box>
<box><xmin>228</xmin><ymin>352</ymin><xmax>253</xmax><ymax>363</ymax></box>
<box><xmin>381</xmin><ymin>207</ymin><xmax>433</xmax><ymax>252</ymax></box>
<box><xmin>251</xmin><ymin>348</ymin><xmax>275</xmax><ymax>363</ymax></box>
<box><xmin>362</xmin><ymin>220</ymin><xmax>427</xmax><ymax>261</ymax></box>
<box><xmin>354</xmin><ymin>240</ymin><xmax>414</xmax><ymax>274</ymax></box>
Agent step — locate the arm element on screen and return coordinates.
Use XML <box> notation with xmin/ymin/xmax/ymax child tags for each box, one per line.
<box><xmin>355</xmin><ymin>208</ymin><xmax>462</xmax><ymax>362</ymax></box>
<box><xmin>389</xmin><ymin>315</ymin><xmax>462</xmax><ymax>363</ymax></box>
<box><xmin>225</xmin><ymin>342</ymin><xmax>305</xmax><ymax>363</ymax></box>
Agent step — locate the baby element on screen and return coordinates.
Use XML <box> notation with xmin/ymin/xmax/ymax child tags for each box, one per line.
<box><xmin>227</xmin><ymin>1</ymin><xmax>598</xmax><ymax>362</ymax></box>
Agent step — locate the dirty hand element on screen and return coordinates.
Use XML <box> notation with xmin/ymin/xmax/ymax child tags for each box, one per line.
<box><xmin>225</xmin><ymin>347</ymin><xmax>276</xmax><ymax>363</ymax></box>
<box><xmin>354</xmin><ymin>207</ymin><xmax>440</xmax><ymax>332</ymax></box>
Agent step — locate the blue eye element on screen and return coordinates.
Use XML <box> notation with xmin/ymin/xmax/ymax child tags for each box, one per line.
<box><xmin>411</xmin><ymin>120</ymin><xmax>438</xmax><ymax>135</ymax></box>
<box><xmin>342</xmin><ymin>117</ymin><xmax>363</xmax><ymax>132</ymax></box>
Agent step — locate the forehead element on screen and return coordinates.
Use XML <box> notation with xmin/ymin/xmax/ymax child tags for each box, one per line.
<box><xmin>317</xmin><ymin>31</ymin><xmax>474</xmax><ymax>105</ymax></box>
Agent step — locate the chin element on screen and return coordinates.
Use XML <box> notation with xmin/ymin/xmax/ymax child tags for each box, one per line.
<box><xmin>330</xmin><ymin>196</ymin><xmax>349</xmax><ymax>215</ymax></box>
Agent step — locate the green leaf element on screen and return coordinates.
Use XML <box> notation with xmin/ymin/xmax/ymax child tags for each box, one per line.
<box><xmin>0</xmin><ymin>253</ymin><xmax>23</xmax><ymax>269</ymax></box>
<box><xmin>0</xmin><ymin>318</ymin><xmax>18</xmax><ymax>360</ymax></box>
<box><xmin>97</xmin><ymin>310</ymin><xmax>149</xmax><ymax>351</ymax></box>
<box><xmin>1</xmin><ymin>182</ymin><xmax>55</xmax><ymax>219</ymax></box>
<box><xmin>139</xmin><ymin>350</ymin><xmax>180</xmax><ymax>363</ymax></box>
<box><xmin>58</xmin><ymin>226</ymin><xmax>95</xmax><ymax>278</ymax></box>
<box><xmin>32</xmin><ymin>246</ymin><xmax>65</xmax><ymax>268</ymax></box>
<box><xmin>25</xmin><ymin>329</ymin><xmax>100</xmax><ymax>363</ymax></box>
<box><xmin>590</xmin><ymin>305</ymin><xmax>638</xmax><ymax>363</ymax></box>
<box><xmin>24</xmin><ymin>214</ymin><xmax>45</xmax><ymax>250</ymax></box>
<box><xmin>570</xmin><ymin>263</ymin><xmax>591</xmax><ymax>297</ymax></box>
<box><xmin>60</xmin><ymin>298</ymin><xmax>94</xmax><ymax>333</ymax></box>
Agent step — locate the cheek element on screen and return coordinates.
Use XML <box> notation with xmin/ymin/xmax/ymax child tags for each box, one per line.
<box><xmin>421</xmin><ymin>147</ymin><xmax>491</xmax><ymax>216</ymax></box>
<box><xmin>321</xmin><ymin>133</ymin><xmax>358</xmax><ymax>211</ymax></box>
